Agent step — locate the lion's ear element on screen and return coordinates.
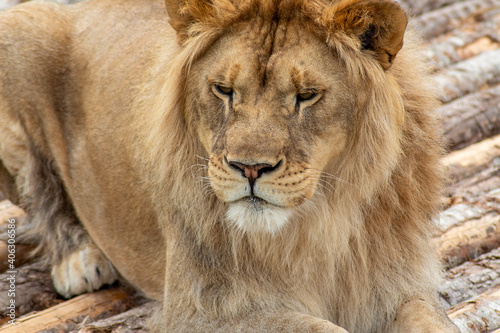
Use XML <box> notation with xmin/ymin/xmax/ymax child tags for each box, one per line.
<box><xmin>165</xmin><ymin>0</ymin><xmax>218</xmax><ymax>43</ymax></box>
<box><xmin>334</xmin><ymin>0</ymin><xmax>407</xmax><ymax>70</ymax></box>
<box><xmin>165</xmin><ymin>0</ymin><xmax>194</xmax><ymax>42</ymax></box>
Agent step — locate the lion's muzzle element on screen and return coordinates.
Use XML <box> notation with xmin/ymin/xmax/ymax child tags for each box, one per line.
<box><xmin>208</xmin><ymin>153</ymin><xmax>320</xmax><ymax>234</ymax></box>
<box><xmin>226</xmin><ymin>158</ymin><xmax>282</xmax><ymax>196</ymax></box>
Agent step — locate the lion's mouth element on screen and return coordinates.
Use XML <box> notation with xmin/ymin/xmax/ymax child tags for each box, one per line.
<box><xmin>245</xmin><ymin>195</ymin><xmax>267</xmax><ymax>209</ymax></box>
<box><xmin>239</xmin><ymin>194</ymin><xmax>288</xmax><ymax>210</ymax></box>
<box><xmin>226</xmin><ymin>196</ymin><xmax>293</xmax><ymax>234</ymax></box>
<box><xmin>229</xmin><ymin>195</ymin><xmax>269</xmax><ymax>210</ymax></box>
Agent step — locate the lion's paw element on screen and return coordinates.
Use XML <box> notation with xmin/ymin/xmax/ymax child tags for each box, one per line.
<box><xmin>51</xmin><ymin>244</ymin><xmax>118</xmax><ymax>298</ymax></box>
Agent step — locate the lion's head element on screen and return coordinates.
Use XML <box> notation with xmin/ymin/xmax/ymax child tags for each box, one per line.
<box><xmin>134</xmin><ymin>1</ymin><xmax>446</xmax><ymax>329</ymax></box>
<box><xmin>160</xmin><ymin>0</ymin><xmax>409</xmax><ymax>234</ymax></box>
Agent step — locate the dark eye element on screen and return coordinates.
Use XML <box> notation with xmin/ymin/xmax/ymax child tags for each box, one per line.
<box><xmin>297</xmin><ymin>91</ymin><xmax>317</xmax><ymax>102</ymax></box>
<box><xmin>214</xmin><ymin>85</ymin><xmax>233</xmax><ymax>96</ymax></box>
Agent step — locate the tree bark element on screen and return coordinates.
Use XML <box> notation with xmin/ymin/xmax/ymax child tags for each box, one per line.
<box><xmin>413</xmin><ymin>0</ymin><xmax>500</xmax><ymax>39</ymax></box>
<box><xmin>447</xmin><ymin>285</ymin><xmax>500</xmax><ymax>332</ymax></box>
<box><xmin>443</xmin><ymin>134</ymin><xmax>500</xmax><ymax>183</ymax></box>
<box><xmin>0</xmin><ymin>262</ymin><xmax>61</xmax><ymax>323</ymax></box>
<box><xmin>440</xmin><ymin>248</ymin><xmax>500</xmax><ymax>307</ymax></box>
<box><xmin>428</xmin><ymin>28</ymin><xmax>500</xmax><ymax>68</ymax></box>
<box><xmin>447</xmin><ymin>166</ymin><xmax>500</xmax><ymax>202</ymax></box>
<box><xmin>0</xmin><ymin>288</ymin><xmax>138</xmax><ymax>333</ymax></box>
<box><xmin>437</xmin><ymin>138</ymin><xmax>500</xmax><ymax>265</ymax></box>
<box><xmin>435</xmin><ymin>50</ymin><xmax>500</xmax><ymax>103</ymax></box>
<box><xmin>75</xmin><ymin>301</ymin><xmax>157</xmax><ymax>333</ymax></box>
<box><xmin>436</xmin><ymin>212</ymin><xmax>500</xmax><ymax>269</ymax></box>
<box><xmin>396</xmin><ymin>0</ymin><xmax>465</xmax><ymax>16</ymax></box>
<box><xmin>435</xmin><ymin>203</ymin><xmax>486</xmax><ymax>233</ymax></box>
<box><xmin>438</xmin><ymin>86</ymin><xmax>500</xmax><ymax>151</ymax></box>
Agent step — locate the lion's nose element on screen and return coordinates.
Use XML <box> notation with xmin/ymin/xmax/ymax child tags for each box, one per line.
<box><xmin>227</xmin><ymin>159</ymin><xmax>281</xmax><ymax>184</ymax></box>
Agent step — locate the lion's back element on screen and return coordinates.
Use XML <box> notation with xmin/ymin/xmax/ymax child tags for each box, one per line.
<box><xmin>0</xmin><ymin>0</ymin><xmax>174</xmax><ymax>299</ymax></box>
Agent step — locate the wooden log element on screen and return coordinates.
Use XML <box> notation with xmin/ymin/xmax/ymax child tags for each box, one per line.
<box><xmin>443</xmin><ymin>134</ymin><xmax>500</xmax><ymax>183</ymax></box>
<box><xmin>436</xmin><ymin>211</ymin><xmax>500</xmax><ymax>269</ymax></box>
<box><xmin>426</xmin><ymin>5</ymin><xmax>500</xmax><ymax>68</ymax></box>
<box><xmin>447</xmin><ymin>285</ymin><xmax>500</xmax><ymax>332</ymax></box>
<box><xmin>0</xmin><ymin>287</ymin><xmax>136</xmax><ymax>333</ymax></box>
<box><xmin>77</xmin><ymin>301</ymin><xmax>157</xmax><ymax>333</ymax></box>
<box><xmin>0</xmin><ymin>262</ymin><xmax>62</xmax><ymax>322</ymax></box>
<box><xmin>444</xmin><ymin>124</ymin><xmax>500</xmax><ymax>200</ymax></box>
<box><xmin>427</xmin><ymin>33</ymin><xmax>500</xmax><ymax>68</ymax></box>
<box><xmin>435</xmin><ymin>204</ymin><xmax>486</xmax><ymax>233</ymax></box>
<box><xmin>447</xmin><ymin>166</ymin><xmax>500</xmax><ymax>202</ymax></box>
<box><xmin>435</xmin><ymin>49</ymin><xmax>500</xmax><ymax>102</ymax></box>
<box><xmin>439</xmin><ymin>85</ymin><xmax>500</xmax><ymax>151</ymax></box>
<box><xmin>457</xmin><ymin>35</ymin><xmax>500</xmax><ymax>63</ymax></box>
<box><xmin>440</xmin><ymin>248</ymin><xmax>500</xmax><ymax>307</ymax></box>
<box><xmin>413</xmin><ymin>0</ymin><xmax>500</xmax><ymax>39</ymax></box>
<box><xmin>436</xmin><ymin>136</ymin><xmax>500</xmax><ymax>267</ymax></box>
<box><xmin>396</xmin><ymin>0</ymin><xmax>461</xmax><ymax>16</ymax></box>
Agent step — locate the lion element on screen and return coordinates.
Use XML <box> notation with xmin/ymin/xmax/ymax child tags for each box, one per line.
<box><xmin>0</xmin><ymin>0</ymin><xmax>459</xmax><ymax>331</ymax></box>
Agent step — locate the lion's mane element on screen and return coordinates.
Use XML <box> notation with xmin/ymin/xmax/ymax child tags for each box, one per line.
<box><xmin>133</xmin><ymin>1</ymin><xmax>444</xmax><ymax>331</ymax></box>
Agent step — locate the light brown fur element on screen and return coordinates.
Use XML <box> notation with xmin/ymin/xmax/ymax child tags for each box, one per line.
<box><xmin>0</xmin><ymin>0</ymin><xmax>458</xmax><ymax>331</ymax></box>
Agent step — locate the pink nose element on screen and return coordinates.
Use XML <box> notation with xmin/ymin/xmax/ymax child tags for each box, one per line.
<box><xmin>226</xmin><ymin>158</ymin><xmax>282</xmax><ymax>189</ymax></box>
<box><xmin>227</xmin><ymin>162</ymin><xmax>272</xmax><ymax>183</ymax></box>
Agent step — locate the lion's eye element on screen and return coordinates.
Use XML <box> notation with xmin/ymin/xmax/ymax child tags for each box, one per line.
<box><xmin>297</xmin><ymin>91</ymin><xmax>317</xmax><ymax>102</ymax></box>
<box><xmin>214</xmin><ymin>85</ymin><xmax>233</xmax><ymax>97</ymax></box>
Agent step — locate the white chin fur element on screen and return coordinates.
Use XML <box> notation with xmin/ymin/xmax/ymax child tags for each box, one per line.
<box><xmin>226</xmin><ymin>200</ymin><xmax>293</xmax><ymax>234</ymax></box>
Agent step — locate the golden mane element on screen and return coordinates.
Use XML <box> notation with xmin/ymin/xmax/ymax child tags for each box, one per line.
<box><xmin>134</xmin><ymin>1</ymin><xmax>445</xmax><ymax>331</ymax></box>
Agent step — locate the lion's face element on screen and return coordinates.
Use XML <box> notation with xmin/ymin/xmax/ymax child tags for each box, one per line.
<box><xmin>186</xmin><ymin>18</ymin><xmax>357</xmax><ymax>233</ymax></box>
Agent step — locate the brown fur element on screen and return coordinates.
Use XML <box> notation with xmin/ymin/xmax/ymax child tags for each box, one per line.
<box><xmin>0</xmin><ymin>0</ymin><xmax>458</xmax><ymax>331</ymax></box>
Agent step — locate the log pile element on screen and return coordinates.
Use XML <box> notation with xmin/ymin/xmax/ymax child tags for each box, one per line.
<box><xmin>1</xmin><ymin>0</ymin><xmax>500</xmax><ymax>331</ymax></box>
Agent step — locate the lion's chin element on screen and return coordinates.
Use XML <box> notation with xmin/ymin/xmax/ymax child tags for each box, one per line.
<box><xmin>226</xmin><ymin>198</ymin><xmax>293</xmax><ymax>234</ymax></box>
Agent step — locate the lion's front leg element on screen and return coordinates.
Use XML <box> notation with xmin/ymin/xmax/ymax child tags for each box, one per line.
<box><xmin>389</xmin><ymin>299</ymin><xmax>459</xmax><ymax>333</ymax></box>
<box><xmin>159</xmin><ymin>308</ymin><xmax>348</xmax><ymax>333</ymax></box>
<box><xmin>0</xmin><ymin>108</ymin><xmax>118</xmax><ymax>299</ymax></box>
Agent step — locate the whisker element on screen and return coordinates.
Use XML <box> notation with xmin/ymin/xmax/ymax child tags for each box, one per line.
<box><xmin>313</xmin><ymin>182</ymin><xmax>334</xmax><ymax>196</ymax></box>
<box><xmin>201</xmin><ymin>183</ymin><xmax>215</xmax><ymax>197</ymax></box>
<box><xmin>306</xmin><ymin>168</ymin><xmax>353</xmax><ymax>186</ymax></box>
<box><xmin>180</xmin><ymin>163</ymin><xmax>209</xmax><ymax>179</ymax></box>
<box><xmin>195</xmin><ymin>178</ymin><xmax>210</xmax><ymax>187</ymax></box>
<box><xmin>305</xmin><ymin>183</ymin><xmax>331</xmax><ymax>198</ymax></box>
<box><xmin>302</xmin><ymin>175</ymin><xmax>336</xmax><ymax>191</ymax></box>
<box><xmin>195</xmin><ymin>155</ymin><xmax>210</xmax><ymax>161</ymax></box>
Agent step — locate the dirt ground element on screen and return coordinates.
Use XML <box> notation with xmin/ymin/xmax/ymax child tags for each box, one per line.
<box><xmin>1</xmin><ymin>0</ymin><xmax>500</xmax><ymax>332</ymax></box>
